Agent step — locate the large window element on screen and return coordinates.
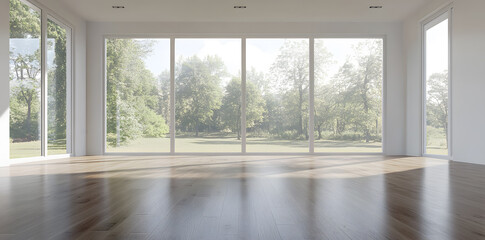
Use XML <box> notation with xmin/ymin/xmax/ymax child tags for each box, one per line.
<box><xmin>314</xmin><ymin>39</ymin><xmax>383</xmax><ymax>153</ymax></box>
<box><xmin>423</xmin><ymin>11</ymin><xmax>451</xmax><ymax>156</ymax></box>
<box><xmin>246</xmin><ymin>39</ymin><xmax>309</xmax><ymax>152</ymax></box>
<box><xmin>105</xmin><ymin>39</ymin><xmax>170</xmax><ymax>153</ymax></box>
<box><xmin>9</xmin><ymin>0</ymin><xmax>72</xmax><ymax>159</ymax></box>
<box><xmin>104</xmin><ymin>37</ymin><xmax>384</xmax><ymax>154</ymax></box>
<box><xmin>175</xmin><ymin>39</ymin><xmax>241</xmax><ymax>152</ymax></box>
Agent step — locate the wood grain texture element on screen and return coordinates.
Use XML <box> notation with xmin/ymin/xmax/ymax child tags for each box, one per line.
<box><xmin>0</xmin><ymin>155</ymin><xmax>485</xmax><ymax>239</ymax></box>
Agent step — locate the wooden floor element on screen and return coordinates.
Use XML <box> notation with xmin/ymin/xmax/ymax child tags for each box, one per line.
<box><xmin>0</xmin><ymin>155</ymin><xmax>485</xmax><ymax>240</ymax></box>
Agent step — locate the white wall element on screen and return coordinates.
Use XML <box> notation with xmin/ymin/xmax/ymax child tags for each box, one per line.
<box><xmin>86</xmin><ymin>21</ymin><xmax>406</xmax><ymax>155</ymax></box>
<box><xmin>0</xmin><ymin>0</ymin><xmax>10</xmax><ymax>162</ymax></box>
<box><xmin>404</xmin><ymin>0</ymin><xmax>485</xmax><ymax>164</ymax></box>
<box><xmin>0</xmin><ymin>0</ymin><xmax>87</xmax><ymax>162</ymax></box>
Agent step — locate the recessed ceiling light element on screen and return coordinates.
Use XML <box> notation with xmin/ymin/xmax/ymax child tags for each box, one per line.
<box><xmin>234</xmin><ymin>6</ymin><xmax>247</xmax><ymax>9</ymax></box>
<box><xmin>369</xmin><ymin>6</ymin><xmax>383</xmax><ymax>9</ymax></box>
<box><xmin>112</xmin><ymin>6</ymin><xmax>125</xmax><ymax>9</ymax></box>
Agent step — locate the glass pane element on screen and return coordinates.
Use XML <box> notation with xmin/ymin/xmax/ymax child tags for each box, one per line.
<box><xmin>175</xmin><ymin>39</ymin><xmax>241</xmax><ymax>152</ymax></box>
<box><xmin>425</xmin><ymin>19</ymin><xmax>449</xmax><ymax>155</ymax></box>
<box><xmin>314</xmin><ymin>39</ymin><xmax>383</xmax><ymax>153</ymax></box>
<box><xmin>47</xmin><ymin>19</ymin><xmax>68</xmax><ymax>155</ymax></box>
<box><xmin>246</xmin><ymin>39</ymin><xmax>309</xmax><ymax>152</ymax></box>
<box><xmin>9</xmin><ymin>0</ymin><xmax>42</xmax><ymax>159</ymax></box>
<box><xmin>106</xmin><ymin>39</ymin><xmax>171</xmax><ymax>152</ymax></box>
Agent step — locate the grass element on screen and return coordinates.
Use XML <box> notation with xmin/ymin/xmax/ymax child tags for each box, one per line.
<box><xmin>106</xmin><ymin>136</ymin><xmax>382</xmax><ymax>153</ymax></box>
<box><xmin>10</xmin><ymin>140</ymin><xmax>67</xmax><ymax>159</ymax></box>
<box><xmin>10</xmin><ymin>135</ymin><xmax>382</xmax><ymax>158</ymax></box>
<box><xmin>10</xmin><ymin>136</ymin><xmax>383</xmax><ymax>158</ymax></box>
<box><xmin>426</xmin><ymin>126</ymin><xmax>449</xmax><ymax>156</ymax></box>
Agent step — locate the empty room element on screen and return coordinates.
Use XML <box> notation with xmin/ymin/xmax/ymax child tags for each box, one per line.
<box><xmin>1</xmin><ymin>0</ymin><xmax>485</xmax><ymax>239</ymax></box>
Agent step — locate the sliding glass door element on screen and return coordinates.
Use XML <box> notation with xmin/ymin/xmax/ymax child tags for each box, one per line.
<box><xmin>423</xmin><ymin>11</ymin><xmax>451</xmax><ymax>156</ymax></box>
<box><xmin>9</xmin><ymin>0</ymin><xmax>72</xmax><ymax>159</ymax></box>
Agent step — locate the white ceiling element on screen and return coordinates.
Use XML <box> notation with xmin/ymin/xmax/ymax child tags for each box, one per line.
<box><xmin>58</xmin><ymin>0</ymin><xmax>431</xmax><ymax>22</ymax></box>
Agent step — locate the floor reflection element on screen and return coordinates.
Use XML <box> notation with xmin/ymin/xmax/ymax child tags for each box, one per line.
<box><xmin>0</xmin><ymin>156</ymin><xmax>484</xmax><ymax>239</ymax></box>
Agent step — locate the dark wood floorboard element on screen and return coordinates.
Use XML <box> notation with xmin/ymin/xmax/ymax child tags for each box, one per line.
<box><xmin>1</xmin><ymin>155</ymin><xmax>485</xmax><ymax>239</ymax></box>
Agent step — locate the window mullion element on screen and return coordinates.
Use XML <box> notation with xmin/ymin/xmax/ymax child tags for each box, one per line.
<box><xmin>241</xmin><ymin>38</ymin><xmax>247</xmax><ymax>153</ymax></box>
<box><xmin>41</xmin><ymin>11</ymin><xmax>48</xmax><ymax>156</ymax></box>
<box><xmin>309</xmin><ymin>38</ymin><xmax>315</xmax><ymax>153</ymax></box>
<box><xmin>170</xmin><ymin>37</ymin><xmax>175</xmax><ymax>154</ymax></box>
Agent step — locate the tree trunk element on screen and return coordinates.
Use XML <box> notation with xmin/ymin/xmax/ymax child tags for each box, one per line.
<box><xmin>195</xmin><ymin>121</ymin><xmax>199</xmax><ymax>137</ymax></box>
<box><xmin>25</xmin><ymin>100</ymin><xmax>32</xmax><ymax>140</ymax></box>
<box><xmin>317</xmin><ymin>124</ymin><xmax>322</xmax><ymax>140</ymax></box>
<box><xmin>376</xmin><ymin>119</ymin><xmax>379</xmax><ymax>135</ymax></box>
<box><xmin>298</xmin><ymin>87</ymin><xmax>303</xmax><ymax>135</ymax></box>
<box><xmin>363</xmin><ymin>68</ymin><xmax>370</xmax><ymax>143</ymax></box>
<box><xmin>116</xmin><ymin>88</ymin><xmax>121</xmax><ymax>147</ymax></box>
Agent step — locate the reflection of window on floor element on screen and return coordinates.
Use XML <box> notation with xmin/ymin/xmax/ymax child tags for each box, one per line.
<box><xmin>424</xmin><ymin>12</ymin><xmax>450</xmax><ymax>156</ymax></box>
<box><xmin>9</xmin><ymin>0</ymin><xmax>72</xmax><ymax>159</ymax></box>
<box><xmin>314</xmin><ymin>39</ymin><xmax>383</xmax><ymax>153</ymax></box>
<box><xmin>105</xmin><ymin>39</ymin><xmax>171</xmax><ymax>153</ymax></box>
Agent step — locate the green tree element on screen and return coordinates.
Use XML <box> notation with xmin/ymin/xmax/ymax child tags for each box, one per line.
<box><xmin>352</xmin><ymin>40</ymin><xmax>383</xmax><ymax>142</ymax></box>
<box><xmin>175</xmin><ymin>56</ymin><xmax>225</xmax><ymax>137</ymax></box>
<box><xmin>9</xmin><ymin>0</ymin><xmax>40</xmax><ymax>39</ymax></box>
<box><xmin>317</xmin><ymin>40</ymin><xmax>383</xmax><ymax>142</ymax></box>
<box><xmin>426</xmin><ymin>71</ymin><xmax>449</xmax><ymax>139</ymax></box>
<box><xmin>221</xmin><ymin>78</ymin><xmax>265</xmax><ymax>139</ymax></box>
<box><xmin>9</xmin><ymin>0</ymin><xmax>42</xmax><ymax>142</ymax></box>
<box><xmin>10</xmin><ymin>51</ymin><xmax>41</xmax><ymax>141</ymax></box>
<box><xmin>271</xmin><ymin>40</ymin><xmax>332</xmax><ymax>139</ymax></box>
<box><xmin>47</xmin><ymin>20</ymin><xmax>67</xmax><ymax>143</ymax></box>
<box><xmin>106</xmin><ymin>39</ymin><xmax>169</xmax><ymax>146</ymax></box>
<box><xmin>271</xmin><ymin>40</ymin><xmax>309</xmax><ymax>137</ymax></box>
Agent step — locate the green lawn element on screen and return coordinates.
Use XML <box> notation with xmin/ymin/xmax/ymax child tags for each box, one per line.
<box><xmin>426</xmin><ymin>126</ymin><xmax>449</xmax><ymax>155</ymax></box>
<box><xmin>106</xmin><ymin>137</ymin><xmax>382</xmax><ymax>153</ymax></box>
<box><xmin>10</xmin><ymin>137</ymin><xmax>383</xmax><ymax>158</ymax></box>
<box><xmin>10</xmin><ymin>140</ymin><xmax>67</xmax><ymax>159</ymax></box>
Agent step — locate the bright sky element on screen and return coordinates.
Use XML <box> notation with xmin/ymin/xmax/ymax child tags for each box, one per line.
<box><xmin>176</xmin><ymin>39</ymin><xmax>241</xmax><ymax>76</ymax></box>
<box><xmin>426</xmin><ymin>19</ymin><xmax>449</xmax><ymax>79</ymax></box>
<box><xmin>10</xmin><ymin>39</ymin><xmax>57</xmax><ymax>69</ymax></box>
<box><xmin>140</xmin><ymin>38</ymin><xmax>385</xmax><ymax>82</ymax></box>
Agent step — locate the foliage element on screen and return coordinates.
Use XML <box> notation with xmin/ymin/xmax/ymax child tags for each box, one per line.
<box><xmin>220</xmin><ymin>78</ymin><xmax>266</xmax><ymax>139</ymax></box>
<box><xmin>9</xmin><ymin>0</ymin><xmax>69</xmax><ymax>147</ymax></box>
<box><xmin>314</xmin><ymin>40</ymin><xmax>383</xmax><ymax>142</ymax></box>
<box><xmin>426</xmin><ymin>71</ymin><xmax>448</xmax><ymax>133</ymax></box>
<box><xmin>105</xmin><ymin>38</ymin><xmax>387</xmax><ymax>146</ymax></box>
<box><xmin>106</xmin><ymin>39</ymin><xmax>169</xmax><ymax>146</ymax></box>
<box><xmin>9</xmin><ymin>0</ymin><xmax>41</xmax><ymax>142</ymax></box>
<box><xmin>9</xmin><ymin>0</ymin><xmax>40</xmax><ymax>38</ymax></box>
<box><xmin>47</xmin><ymin>19</ymin><xmax>67</xmax><ymax>142</ymax></box>
<box><xmin>175</xmin><ymin>56</ymin><xmax>224</xmax><ymax>136</ymax></box>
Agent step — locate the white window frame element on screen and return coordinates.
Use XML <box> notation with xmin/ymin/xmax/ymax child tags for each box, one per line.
<box><xmin>103</xmin><ymin>35</ymin><xmax>387</xmax><ymax>155</ymax></box>
<box><xmin>8</xmin><ymin>0</ymin><xmax>74</xmax><ymax>163</ymax></box>
<box><xmin>421</xmin><ymin>5</ymin><xmax>453</xmax><ymax>160</ymax></box>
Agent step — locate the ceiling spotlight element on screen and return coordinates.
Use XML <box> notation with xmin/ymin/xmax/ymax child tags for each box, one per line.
<box><xmin>234</xmin><ymin>6</ymin><xmax>247</xmax><ymax>9</ymax></box>
<box><xmin>112</xmin><ymin>6</ymin><xmax>125</xmax><ymax>9</ymax></box>
<box><xmin>369</xmin><ymin>6</ymin><xmax>383</xmax><ymax>9</ymax></box>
